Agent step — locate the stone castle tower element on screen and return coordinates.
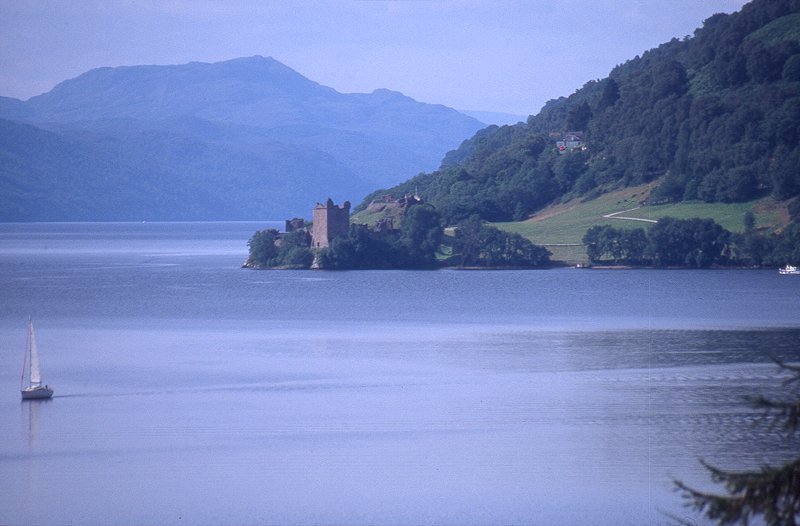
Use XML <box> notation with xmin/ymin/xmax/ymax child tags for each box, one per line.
<box><xmin>311</xmin><ymin>198</ymin><xmax>350</xmax><ymax>249</ymax></box>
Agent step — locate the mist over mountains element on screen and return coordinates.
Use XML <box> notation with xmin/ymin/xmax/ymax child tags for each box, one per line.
<box><xmin>0</xmin><ymin>56</ymin><xmax>484</xmax><ymax>221</ymax></box>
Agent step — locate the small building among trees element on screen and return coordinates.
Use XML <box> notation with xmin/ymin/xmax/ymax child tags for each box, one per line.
<box><xmin>556</xmin><ymin>131</ymin><xmax>586</xmax><ymax>152</ymax></box>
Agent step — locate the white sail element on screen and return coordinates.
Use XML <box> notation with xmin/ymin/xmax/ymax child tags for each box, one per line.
<box><xmin>28</xmin><ymin>320</ymin><xmax>42</xmax><ymax>387</ymax></box>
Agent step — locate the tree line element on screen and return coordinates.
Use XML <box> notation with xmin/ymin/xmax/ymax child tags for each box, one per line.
<box><xmin>582</xmin><ymin>216</ymin><xmax>800</xmax><ymax>267</ymax></box>
<box><xmin>248</xmin><ymin>206</ymin><xmax>800</xmax><ymax>270</ymax></box>
<box><xmin>246</xmin><ymin>204</ymin><xmax>552</xmax><ymax>270</ymax></box>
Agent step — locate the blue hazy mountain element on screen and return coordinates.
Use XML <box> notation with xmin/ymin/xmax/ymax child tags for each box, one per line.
<box><xmin>0</xmin><ymin>56</ymin><xmax>484</xmax><ymax>221</ymax></box>
<box><xmin>459</xmin><ymin>110</ymin><xmax>527</xmax><ymax>126</ymax></box>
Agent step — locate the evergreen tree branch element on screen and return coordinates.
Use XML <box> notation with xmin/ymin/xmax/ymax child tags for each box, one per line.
<box><xmin>675</xmin><ymin>458</ymin><xmax>800</xmax><ymax>526</ymax></box>
<box><xmin>674</xmin><ymin>357</ymin><xmax>800</xmax><ymax>525</ymax></box>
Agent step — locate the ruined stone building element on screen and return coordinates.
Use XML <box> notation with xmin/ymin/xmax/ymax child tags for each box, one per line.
<box><xmin>366</xmin><ymin>193</ymin><xmax>423</xmax><ymax>213</ymax></box>
<box><xmin>284</xmin><ymin>218</ymin><xmax>305</xmax><ymax>233</ymax></box>
<box><xmin>311</xmin><ymin>198</ymin><xmax>350</xmax><ymax>249</ymax></box>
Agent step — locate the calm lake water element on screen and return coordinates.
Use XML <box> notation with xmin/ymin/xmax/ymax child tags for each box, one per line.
<box><xmin>1</xmin><ymin>222</ymin><xmax>799</xmax><ymax>526</ymax></box>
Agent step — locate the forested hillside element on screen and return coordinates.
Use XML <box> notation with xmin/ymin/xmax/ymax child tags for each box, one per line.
<box><xmin>359</xmin><ymin>0</ymin><xmax>800</xmax><ymax>226</ymax></box>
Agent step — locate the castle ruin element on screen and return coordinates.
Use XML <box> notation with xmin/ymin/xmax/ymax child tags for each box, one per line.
<box><xmin>311</xmin><ymin>198</ymin><xmax>350</xmax><ymax>249</ymax></box>
<box><xmin>285</xmin><ymin>218</ymin><xmax>305</xmax><ymax>233</ymax></box>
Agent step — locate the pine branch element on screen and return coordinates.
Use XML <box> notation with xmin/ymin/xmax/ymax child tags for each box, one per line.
<box><xmin>674</xmin><ymin>357</ymin><xmax>800</xmax><ymax>526</ymax></box>
<box><xmin>750</xmin><ymin>358</ymin><xmax>800</xmax><ymax>435</ymax></box>
<box><xmin>676</xmin><ymin>457</ymin><xmax>800</xmax><ymax>526</ymax></box>
<box><xmin>751</xmin><ymin>395</ymin><xmax>800</xmax><ymax>434</ymax></box>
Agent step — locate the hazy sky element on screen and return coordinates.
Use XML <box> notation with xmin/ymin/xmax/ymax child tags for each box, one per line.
<box><xmin>1</xmin><ymin>0</ymin><xmax>749</xmax><ymax>116</ymax></box>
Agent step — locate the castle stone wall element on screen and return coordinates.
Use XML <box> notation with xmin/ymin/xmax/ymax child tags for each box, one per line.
<box><xmin>311</xmin><ymin>198</ymin><xmax>350</xmax><ymax>249</ymax></box>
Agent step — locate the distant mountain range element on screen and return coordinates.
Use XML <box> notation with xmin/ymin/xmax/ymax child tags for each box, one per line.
<box><xmin>459</xmin><ymin>110</ymin><xmax>526</xmax><ymax>127</ymax></box>
<box><xmin>0</xmin><ymin>56</ymin><xmax>484</xmax><ymax>221</ymax></box>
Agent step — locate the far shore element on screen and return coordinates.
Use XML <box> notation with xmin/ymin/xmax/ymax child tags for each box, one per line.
<box><xmin>243</xmin><ymin>260</ymin><xmax>779</xmax><ymax>271</ymax></box>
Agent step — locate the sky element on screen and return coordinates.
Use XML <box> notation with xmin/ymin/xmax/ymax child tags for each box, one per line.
<box><xmin>0</xmin><ymin>0</ymin><xmax>749</xmax><ymax>117</ymax></box>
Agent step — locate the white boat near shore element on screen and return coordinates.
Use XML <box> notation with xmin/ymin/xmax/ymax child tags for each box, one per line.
<box><xmin>20</xmin><ymin>318</ymin><xmax>54</xmax><ymax>400</ymax></box>
<box><xmin>779</xmin><ymin>265</ymin><xmax>800</xmax><ymax>275</ymax></box>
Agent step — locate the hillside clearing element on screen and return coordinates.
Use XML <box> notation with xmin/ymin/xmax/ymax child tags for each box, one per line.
<box><xmin>492</xmin><ymin>184</ymin><xmax>790</xmax><ymax>264</ymax></box>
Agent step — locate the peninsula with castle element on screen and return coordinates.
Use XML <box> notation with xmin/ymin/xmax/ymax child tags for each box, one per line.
<box><xmin>243</xmin><ymin>196</ymin><xmax>552</xmax><ymax>270</ymax></box>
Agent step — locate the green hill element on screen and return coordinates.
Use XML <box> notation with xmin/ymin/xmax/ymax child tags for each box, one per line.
<box><xmin>357</xmin><ymin>0</ymin><xmax>800</xmax><ymax>235</ymax></box>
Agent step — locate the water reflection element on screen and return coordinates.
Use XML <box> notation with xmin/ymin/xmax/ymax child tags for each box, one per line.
<box><xmin>19</xmin><ymin>398</ymin><xmax>50</xmax><ymax>522</ymax></box>
<box><xmin>21</xmin><ymin>399</ymin><xmax>45</xmax><ymax>449</ymax></box>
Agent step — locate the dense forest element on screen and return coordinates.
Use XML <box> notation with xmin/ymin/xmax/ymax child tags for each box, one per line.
<box><xmin>358</xmin><ymin>0</ymin><xmax>800</xmax><ymax>228</ymax></box>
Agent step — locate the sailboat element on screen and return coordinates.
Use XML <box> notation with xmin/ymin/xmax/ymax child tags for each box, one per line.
<box><xmin>20</xmin><ymin>318</ymin><xmax>54</xmax><ymax>400</ymax></box>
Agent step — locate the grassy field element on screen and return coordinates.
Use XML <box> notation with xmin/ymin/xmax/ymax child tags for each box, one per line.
<box><xmin>491</xmin><ymin>184</ymin><xmax>789</xmax><ymax>265</ymax></box>
<box><xmin>351</xmin><ymin>208</ymin><xmax>386</xmax><ymax>226</ymax></box>
<box><xmin>619</xmin><ymin>200</ymin><xmax>786</xmax><ymax>232</ymax></box>
<box><xmin>352</xmin><ymin>183</ymin><xmax>789</xmax><ymax>266</ymax></box>
<box><xmin>492</xmin><ymin>184</ymin><xmax>656</xmax><ymax>246</ymax></box>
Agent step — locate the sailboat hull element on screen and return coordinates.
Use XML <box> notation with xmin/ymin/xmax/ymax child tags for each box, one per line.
<box><xmin>21</xmin><ymin>386</ymin><xmax>53</xmax><ymax>400</ymax></box>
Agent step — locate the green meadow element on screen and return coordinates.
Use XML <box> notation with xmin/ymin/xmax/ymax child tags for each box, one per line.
<box><xmin>491</xmin><ymin>185</ymin><xmax>788</xmax><ymax>264</ymax></box>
